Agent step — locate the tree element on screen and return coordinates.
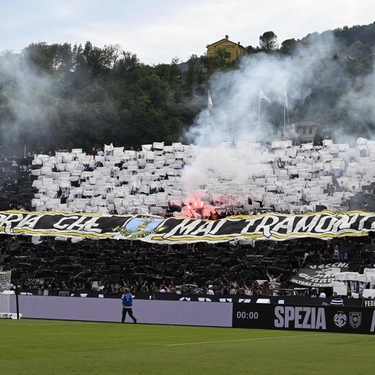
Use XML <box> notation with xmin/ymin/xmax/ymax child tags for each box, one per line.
<box><xmin>259</xmin><ymin>31</ymin><xmax>279</xmax><ymax>51</ymax></box>
<box><xmin>201</xmin><ymin>47</ymin><xmax>234</xmax><ymax>75</ymax></box>
<box><xmin>347</xmin><ymin>41</ymin><xmax>373</xmax><ymax>61</ymax></box>
<box><xmin>112</xmin><ymin>51</ymin><xmax>141</xmax><ymax>82</ymax></box>
<box><xmin>183</xmin><ymin>54</ymin><xmax>205</xmax><ymax>96</ymax></box>
<box><xmin>245</xmin><ymin>45</ymin><xmax>261</xmax><ymax>54</ymax></box>
<box><xmin>22</xmin><ymin>42</ymin><xmax>68</xmax><ymax>74</ymax></box>
<box><xmin>279</xmin><ymin>39</ymin><xmax>297</xmax><ymax>55</ymax></box>
<box><xmin>71</xmin><ymin>42</ymin><xmax>120</xmax><ymax>82</ymax></box>
<box><xmin>214</xmin><ymin>47</ymin><xmax>232</xmax><ymax>67</ymax></box>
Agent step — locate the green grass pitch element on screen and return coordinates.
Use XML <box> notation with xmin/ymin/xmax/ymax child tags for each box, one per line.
<box><xmin>0</xmin><ymin>319</ymin><xmax>373</xmax><ymax>375</ymax></box>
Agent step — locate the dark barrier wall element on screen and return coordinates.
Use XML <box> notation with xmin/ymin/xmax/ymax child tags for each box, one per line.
<box><xmin>233</xmin><ymin>303</ymin><xmax>375</xmax><ymax>334</ymax></box>
<box><xmin>10</xmin><ymin>295</ymin><xmax>375</xmax><ymax>334</ymax></box>
<box><xmin>10</xmin><ymin>295</ymin><xmax>232</xmax><ymax>327</ymax></box>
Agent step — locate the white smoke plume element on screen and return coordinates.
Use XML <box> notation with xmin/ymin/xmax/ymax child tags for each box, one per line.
<box><xmin>180</xmin><ymin>31</ymin><xmax>375</xmax><ymax>208</ymax></box>
<box><xmin>0</xmin><ymin>51</ymin><xmax>58</xmax><ymax>156</ymax></box>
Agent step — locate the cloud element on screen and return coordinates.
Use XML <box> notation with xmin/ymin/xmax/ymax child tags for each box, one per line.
<box><xmin>2</xmin><ymin>0</ymin><xmax>375</xmax><ymax>65</ymax></box>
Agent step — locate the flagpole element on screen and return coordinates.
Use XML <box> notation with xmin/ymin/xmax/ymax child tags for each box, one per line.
<box><xmin>284</xmin><ymin>90</ymin><xmax>289</xmax><ymax>138</ymax></box>
<box><xmin>283</xmin><ymin>101</ymin><xmax>286</xmax><ymax>138</ymax></box>
<box><xmin>259</xmin><ymin>90</ymin><xmax>271</xmax><ymax>134</ymax></box>
<box><xmin>232</xmin><ymin>97</ymin><xmax>235</xmax><ymax>143</ymax></box>
<box><xmin>258</xmin><ymin>94</ymin><xmax>261</xmax><ymax>131</ymax></box>
<box><xmin>207</xmin><ymin>90</ymin><xmax>213</xmax><ymax>127</ymax></box>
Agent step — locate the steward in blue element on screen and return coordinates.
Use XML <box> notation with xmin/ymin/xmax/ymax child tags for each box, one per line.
<box><xmin>121</xmin><ymin>288</ymin><xmax>137</xmax><ymax>323</ymax></box>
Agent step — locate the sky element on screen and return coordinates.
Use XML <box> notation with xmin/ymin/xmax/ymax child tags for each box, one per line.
<box><xmin>0</xmin><ymin>0</ymin><xmax>374</xmax><ymax>65</ymax></box>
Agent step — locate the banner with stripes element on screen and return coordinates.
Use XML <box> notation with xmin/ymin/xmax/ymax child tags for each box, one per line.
<box><xmin>0</xmin><ymin>210</ymin><xmax>374</xmax><ymax>243</ymax></box>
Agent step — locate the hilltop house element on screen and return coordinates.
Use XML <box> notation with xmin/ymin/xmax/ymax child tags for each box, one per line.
<box><xmin>206</xmin><ymin>35</ymin><xmax>245</xmax><ymax>62</ymax></box>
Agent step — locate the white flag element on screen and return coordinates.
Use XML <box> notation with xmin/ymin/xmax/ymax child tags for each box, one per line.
<box><xmin>208</xmin><ymin>90</ymin><xmax>213</xmax><ymax>110</ymax></box>
<box><xmin>259</xmin><ymin>90</ymin><xmax>271</xmax><ymax>103</ymax></box>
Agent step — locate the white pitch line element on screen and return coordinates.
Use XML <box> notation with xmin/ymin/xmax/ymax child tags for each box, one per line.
<box><xmin>164</xmin><ymin>333</ymin><xmax>325</xmax><ymax>347</ymax></box>
<box><xmin>20</xmin><ymin>322</ymin><xmax>97</xmax><ymax>326</ymax></box>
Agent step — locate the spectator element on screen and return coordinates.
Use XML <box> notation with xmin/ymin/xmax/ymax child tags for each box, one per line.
<box><xmin>206</xmin><ymin>285</ymin><xmax>214</xmax><ymax>295</ymax></box>
<box><xmin>267</xmin><ymin>271</ymin><xmax>283</xmax><ymax>291</ymax></box>
<box><xmin>332</xmin><ymin>245</ymin><xmax>340</xmax><ymax>260</ymax></box>
<box><xmin>319</xmin><ymin>289</ymin><xmax>327</xmax><ymax>298</ymax></box>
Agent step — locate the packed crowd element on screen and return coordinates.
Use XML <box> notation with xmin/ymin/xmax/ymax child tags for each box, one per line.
<box><xmin>22</xmin><ymin>139</ymin><xmax>375</xmax><ymax>217</ymax></box>
<box><xmin>1</xmin><ymin>231</ymin><xmax>375</xmax><ymax>299</ymax></box>
<box><xmin>1</xmin><ymin>139</ymin><xmax>375</xmax><ymax>300</ymax></box>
